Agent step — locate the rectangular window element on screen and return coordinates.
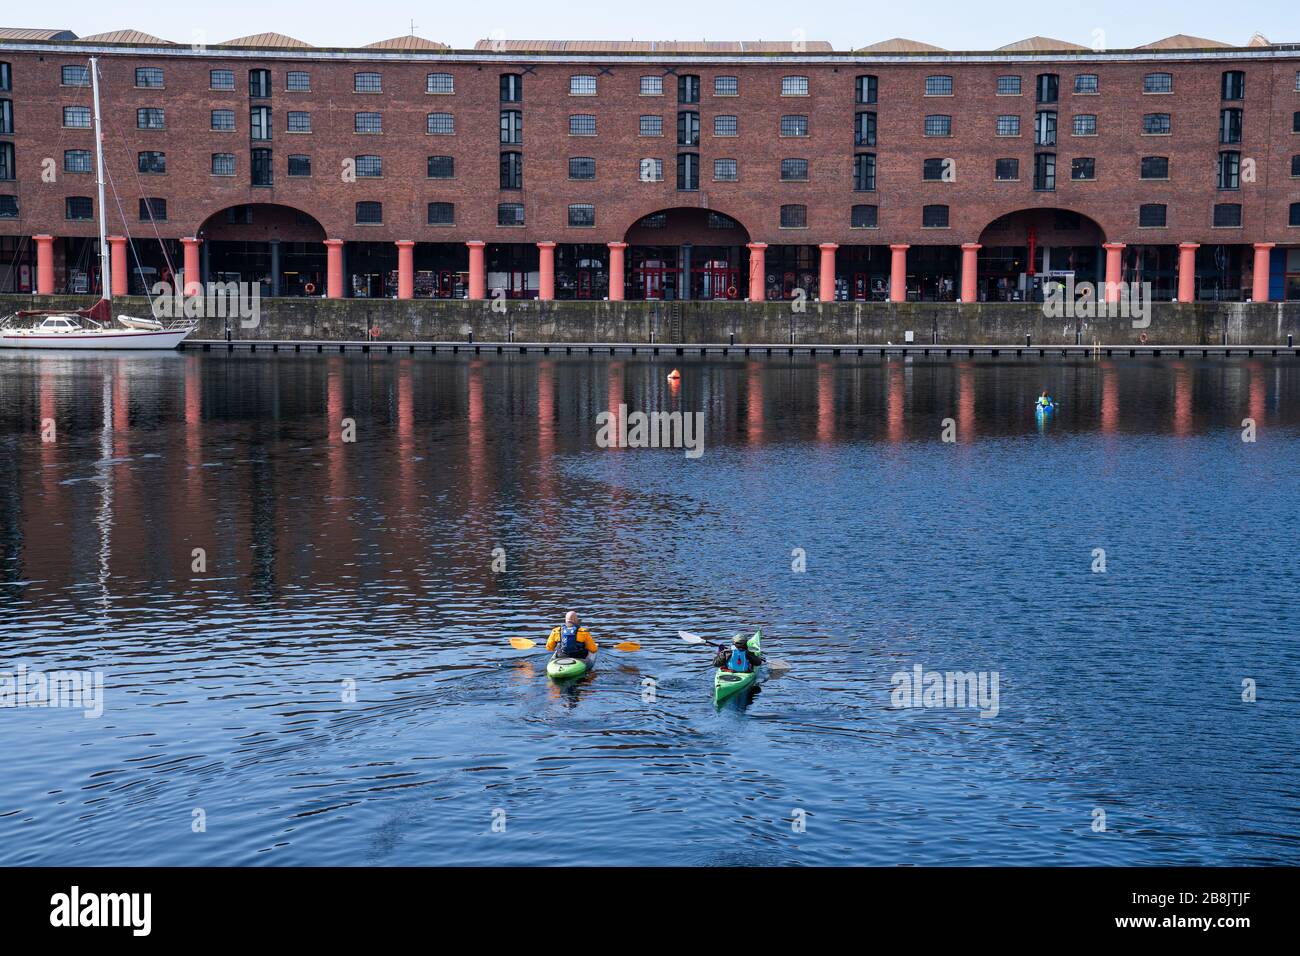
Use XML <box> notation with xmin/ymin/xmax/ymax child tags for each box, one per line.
<box><xmin>63</xmin><ymin>106</ymin><xmax>91</xmax><ymax>128</ymax></box>
<box><xmin>1143</xmin><ymin>113</ymin><xmax>1171</xmax><ymax>135</ymax></box>
<box><xmin>286</xmin><ymin>71</ymin><xmax>310</xmax><ymax>92</ymax></box>
<box><xmin>1217</xmin><ymin>150</ymin><xmax>1241</xmax><ymax>189</ymax></box>
<box><xmin>855</xmin><ymin>111</ymin><xmax>876</xmax><ymax>146</ymax></box>
<box><xmin>781</xmin><ymin>75</ymin><xmax>809</xmax><ymax>96</ymax></box>
<box><xmin>568</xmin><ymin>203</ymin><xmax>595</xmax><ymax>227</ymax></box>
<box><xmin>780</xmin><ymin>158</ymin><xmax>808</xmax><ymax>181</ymax></box>
<box><xmin>135</xmin><ymin>67</ymin><xmax>163</xmax><ymax>89</ymax></box>
<box><xmin>854</xmin><ymin>153</ymin><xmax>876</xmax><ymax>191</ymax></box>
<box><xmin>355</xmin><ymin>111</ymin><xmax>383</xmax><ymax>134</ymax></box>
<box><xmin>64</xmin><ymin>149</ymin><xmax>92</xmax><ymax>173</ymax></box>
<box><xmin>678</xmin><ymin>75</ymin><xmax>700</xmax><ymax>104</ymax></box>
<box><xmin>922</xmin><ymin>158</ymin><xmax>947</xmax><ymax>181</ymax></box>
<box><xmin>211</xmin><ymin>153</ymin><xmax>235</xmax><ymax>176</ymax></box>
<box><xmin>569</xmin><ymin>157</ymin><xmax>596</xmax><ymax>180</ymax></box>
<box><xmin>1213</xmin><ymin>203</ymin><xmax>1242</xmax><ymax>227</ymax></box>
<box><xmin>211</xmin><ymin>109</ymin><xmax>235</xmax><ymax>131</ymax></box>
<box><xmin>677</xmin><ymin>111</ymin><xmax>699</xmax><ymax>146</ymax></box>
<box><xmin>66</xmin><ymin>196</ymin><xmax>93</xmax><ymax>220</ymax></box>
<box><xmin>639</xmin><ymin>158</ymin><xmax>664</xmax><ymax>182</ymax></box>
<box><xmin>570</xmin><ymin>114</ymin><xmax>596</xmax><ymax>136</ymax></box>
<box><xmin>677</xmin><ymin>152</ymin><xmax>699</xmax><ymax>190</ymax></box>
<box><xmin>1074</xmin><ymin>74</ymin><xmax>1098</xmax><ymax>94</ymax></box>
<box><xmin>428</xmin><ymin>202</ymin><xmax>454</xmax><ymax>225</ymax></box>
<box><xmin>856</xmin><ymin>74</ymin><xmax>877</xmax><ymax>104</ymax></box>
<box><xmin>1290</xmin><ymin>202</ymin><xmax>1300</xmax><ymax>226</ymax></box>
<box><xmin>0</xmin><ymin>63</ymin><xmax>8</xmax><ymax>93</ymax></box>
<box><xmin>1220</xmin><ymin>108</ymin><xmax>1242</xmax><ymax>144</ymax></box>
<box><xmin>1034</xmin><ymin>110</ymin><xmax>1056</xmax><ymax>145</ymax></box>
<box><xmin>1292</xmin><ymin>155</ymin><xmax>1300</xmax><ymax>177</ymax></box>
<box><xmin>996</xmin><ymin>115</ymin><xmax>1020</xmax><ymax>136</ymax></box>
<box><xmin>249</xmin><ymin>69</ymin><xmax>271</xmax><ymax>98</ymax></box>
<box><xmin>715</xmin><ymin>75</ymin><xmax>738</xmax><ymax>96</ymax></box>
<box><xmin>137</xmin><ymin>108</ymin><xmax>165</xmax><ymax>130</ymax></box>
<box><xmin>1141</xmin><ymin>156</ymin><xmax>1169</xmax><ymax>179</ymax></box>
<box><xmin>780</xmin><ymin>204</ymin><xmax>807</xmax><ymax>228</ymax></box>
<box><xmin>354</xmin><ymin>72</ymin><xmax>382</xmax><ymax>93</ymax></box>
<box><xmin>995</xmin><ymin>158</ymin><xmax>1019</xmax><ymax>181</ymax></box>
<box><xmin>1071</xmin><ymin>157</ymin><xmax>1095</xmax><ymax>180</ymax></box>
<box><xmin>356</xmin><ymin>201</ymin><xmax>383</xmax><ymax>224</ymax></box>
<box><xmin>1073</xmin><ymin>114</ymin><xmax>1097</xmax><ymax>136</ymax></box>
<box><xmin>427</xmin><ymin>113</ymin><xmax>454</xmax><ymax>135</ymax></box>
<box><xmin>1036</xmin><ymin>74</ymin><xmax>1059</xmax><ymax>103</ymax></box>
<box><xmin>640</xmin><ymin>75</ymin><xmax>663</xmax><ymax>96</ymax></box>
<box><xmin>356</xmin><ymin>154</ymin><xmax>383</xmax><ymax>178</ymax></box>
<box><xmin>639</xmin><ymin>115</ymin><xmax>663</xmax><ymax>136</ymax></box>
<box><xmin>427</xmin><ymin>155</ymin><xmax>454</xmax><ymax>178</ymax></box>
<box><xmin>62</xmin><ymin>65</ymin><xmax>90</xmax><ymax>87</ymax></box>
<box><xmin>924</xmin><ymin>115</ymin><xmax>951</xmax><ymax>137</ymax></box>
<box><xmin>925</xmin><ymin>75</ymin><xmax>953</xmax><ymax>96</ymax></box>
<box><xmin>0</xmin><ymin>99</ymin><xmax>11</xmax><ymax>135</ymax></box>
<box><xmin>426</xmin><ymin>73</ymin><xmax>454</xmax><ymax>94</ymax></box>
<box><xmin>1222</xmin><ymin>70</ymin><xmax>1244</xmax><ymax>100</ymax></box>
<box><xmin>251</xmin><ymin>147</ymin><xmax>272</xmax><ymax>186</ymax></box>
<box><xmin>0</xmin><ymin>142</ymin><xmax>12</xmax><ymax>181</ymax></box>
<box><xmin>922</xmin><ymin>204</ymin><xmax>949</xmax><ymax>228</ymax></box>
<box><xmin>714</xmin><ymin>115</ymin><xmax>737</xmax><ymax>136</ymax></box>
<box><xmin>211</xmin><ymin>70</ymin><xmax>235</xmax><ymax>91</ymax></box>
<box><xmin>780</xmin><ymin>115</ymin><xmax>808</xmax><ymax>137</ymax></box>
<box><xmin>1143</xmin><ymin>72</ymin><xmax>1173</xmax><ymax>94</ymax></box>
<box><xmin>500</xmin><ymin>74</ymin><xmax>523</xmax><ymax>103</ymax></box>
<box><xmin>997</xmin><ymin>75</ymin><xmax>1021</xmax><ymax>96</ymax></box>
<box><xmin>500</xmin><ymin>110</ymin><xmax>522</xmax><ymax>144</ymax></box>
<box><xmin>570</xmin><ymin>75</ymin><xmax>597</xmax><ymax>96</ymax></box>
<box><xmin>714</xmin><ymin>158</ymin><xmax>737</xmax><ymax>181</ymax></box>
<box><xmin>1034</xmin><ymin>153</ymin><xmax>1056</xmax><ymax>191</ymax></box>
<box><xmin>137</xmin><ymin>150</ymin><xmax>166</xmax><ymax>174</ymax></box>
<box><xmin>139</xmin><ymin>197</ymin><xmax>166</xmax><ymax>221</ymax></box>
<box><xmin>250</xmin><ymin>106</ymin><xmax>271</xmax><ymax>140</ymax></box>
<box><xmin>499</xmin><ymin>151</ymin><xmax>522</xmax><ymax>189</ymax></box>
<box><xmin>497</xmin><ymin>202</ymin><xmax>524</xmax><ymax>226</ymax></box>
<box><xmin>1139</xmin><ymin>203</ymin><xmax>1167</xmax><ymax>227</ymax></box>
<box><xmin>851</xmin><ymin>204</ymin><xmax>878</xmax><ymax>228</ymax></box>
<box><xmin>287</xmin><ymin>111</ymin><xmax>311</xmax><ymax>133</ymax></box>
<box><xmin>0</xmin><ymin>194</ymin><xmax>17</xmax><ymax>217</ymax></box>
<box><xmin>287</xmin><ymin>154</ymin><xmax>311</xmax><ymax>177</ymax></box>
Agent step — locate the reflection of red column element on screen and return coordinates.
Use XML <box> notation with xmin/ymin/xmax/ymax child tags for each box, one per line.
<box><xmin>747</xmin><ymin>242</ymin><xmax>767</xmax><ymax>302</ymax></box>
<box><xmin>957</xmin><ymin>363</ymin><xmax>974</xmax><ymax>443</ymax></box>
<box><xmin>325</xmin><ymin>239</ymin><xmax>344</xmax><ymax>298</ymax></box>
<box><xmin>1176</xmin><ymin>242</ymin><xmax>1199</xmax><ymax>303</ymax></box>
<box><xmin>607</xmin><ymin>242</ymin><xmax>627</xmax><ymax>301</ymax></box>
<box><xmin>817</xmin><ymin>243</ymin><xmax>838</xmax><ymax>302</ymax></box>
<box><xmin>537</xmin><ymin>241</ymin><xmax>556</xmax><ymax>301</ymax></box>
<box><xmin>889</xmin><ymin>244</ymin><xmax>908</xmax><ymax>303</ymax></box>
<box><xmin>1248</xmin><ymin>361</ymin><xmax>1265</xmax><ymax>425</ymax></box>
<box><xmin>395</xmin><ymin>240</ymin><xmax>414</xmax><ymax>299</ymax></box>
<box><xmin>181</xmin><ymin>237</ymin><xmax>202</xmax><ymax>296</ymax></box>
<box><xmin>887</xmin><ymin>363</ymin><xmax>905</xmax><ymax>443</ymax></box>
<box><xmin>467</xmin><ymin>241</ymin><xmax>486</xmax><ymax>300</ymax></box>
<box><xmin>607</xmin><ymin>361</ymin><xmax>624</xmax><ymax>450</ymax></box>
<box><xmin>746</xmin><ymin>362</ymin><xmax>764</xmax><ymax>444</ymax></box>
<box><xmin>1173</xmin><ymin>363</ymin><xmax>1191</xmax><ymax>435</ymax></box>
<box><xmin>107</xmin><ymin>235</ymin><xmax>129</xmax><ymax>296</ymax></box>
<box><xmin>1103</xmin><ymin>242</ymin><xmax>1125</xmax><ymax>303</ymax></box>
<box><xmin>34</xmin><ymin>235</ymin><xmax>55</xmax><ymax>294</ymax></box>
<box><xmin>1100</xmin><ymin>362</ymin><xmax>1118</xmax><ymax>435</ymax></box>
<box><xmin>1251</xmin><ymin>243</ymin><xmax>1274</xmax><ymax>303</ymax></box>
<box><xmin>817</xmin><ymin>362</ymin><xmax>834</xmax><ymax>442</ymax></box>
<box><xmin>960</xmin><ymin>243</ymin><xmax>981</xmax><ymax>303</ymax></box>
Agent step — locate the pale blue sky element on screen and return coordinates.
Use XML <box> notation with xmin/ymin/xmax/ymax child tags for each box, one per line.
<box><xmin>3</xmin><ymin>0</ymin><xmax>1297</xmax><ymax>50</ymax></box>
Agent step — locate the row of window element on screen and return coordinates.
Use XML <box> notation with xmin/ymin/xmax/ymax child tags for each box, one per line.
<box><xmin>4</xmin><ymin>192</ymin><xmax>1299</xmax><ymax>230</ymax></box>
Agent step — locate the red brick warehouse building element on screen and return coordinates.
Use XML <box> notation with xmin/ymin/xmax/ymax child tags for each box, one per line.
<box><xmin>1</xmin><ymin>27</ymin><xmax>1299</xmax><ymax>303</ymax></box>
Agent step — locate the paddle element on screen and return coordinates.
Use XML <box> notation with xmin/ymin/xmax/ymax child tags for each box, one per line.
<box><xmin>678</xmin><ymin>631</ymin><xmax>790</xmax><ymax>672</ymax></box>
<box><xmin>509</xmin><ymin>637</ymin><xmax>640</xmax><ymax>652</ymax></box>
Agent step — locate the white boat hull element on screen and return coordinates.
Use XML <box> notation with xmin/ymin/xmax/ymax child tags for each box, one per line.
<box><xmin>0</xmin><ymin>328</ymin><xmax>192</xmax><ymax>350</ymax></box>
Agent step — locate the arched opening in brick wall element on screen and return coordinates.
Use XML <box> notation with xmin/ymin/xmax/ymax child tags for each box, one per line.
<box><xmin>976</xmin><ymin>208</ymin><xmax>1106</xmax><ymax>302</ymax></box>
<box><xmin>622</xmin><ymin>207</ymin><xmax>751</xmax><ymax>301</ymax></box>
<box><xmin>198</xmin><ymin>203</ymin><xmax>327</xmax><ymax>297</ymax></box>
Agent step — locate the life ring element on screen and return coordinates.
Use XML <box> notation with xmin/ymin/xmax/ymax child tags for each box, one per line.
<box><xmin>726</xmin><ymin>285</ymin><xmax>738</xmax><ymax>299</ymax></box>
<box><xmin>370</xmin><ymin>326</ymin><xmax>381</xmax><ymax>339</ymax></box>
<box><xmin>304</xmin><ymin>282</ymin><xmax>316</xmax><ymax>295</ymax></box>
<box><xmin>667</xmin><ymin>369</ymin><xmax>681</xmax><ymax>382</ymax></box>
<box><xmin>1139</xmin><ymin>331</ymin><xmax>1148</xmax><ymax>344</ymax></box>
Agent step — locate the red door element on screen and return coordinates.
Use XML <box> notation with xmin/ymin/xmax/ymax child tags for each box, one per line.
<box><xmin>577</xmin><ymin>270</ymin><xmax>593</xmax><ymax>299</ymax></box>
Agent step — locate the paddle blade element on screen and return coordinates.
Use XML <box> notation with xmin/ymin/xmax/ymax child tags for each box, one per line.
<box><xmin>766</xmin><ymin>658</ymin><xmax>791</xmax><ymax>673</ymax></box>
<box><xmin>612</xmin><ymin>641</ymin><xmax>641</xmax><ymax>652</ymax></box>
<box><xmin>678</xmin><ymin>631</ymin><xmax>709</xmax><ymax>645</ymax></box>
<box><xmin>509</xmin><ymin>638</ymin><xmax>538</xmax><ymax>650</ymax></box>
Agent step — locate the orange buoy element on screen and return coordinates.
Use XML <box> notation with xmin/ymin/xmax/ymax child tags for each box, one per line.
<box><xmin>667</xmin><ymin>369</ymin><xmax>681</xmax><ymax>382</ymax></box>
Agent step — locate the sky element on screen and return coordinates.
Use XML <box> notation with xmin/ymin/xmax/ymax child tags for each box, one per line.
<box><xmin>3</xmin><ymin>0</ymin><xmax>1297</xmax><ymax>51</ymax></box>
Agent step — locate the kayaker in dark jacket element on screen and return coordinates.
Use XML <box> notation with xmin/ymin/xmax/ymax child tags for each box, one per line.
<box><xmin>713</xmin><ymin>635</ymin><xmax>763</xmax><ymax>673</ymax></box>
<box><xmin>547</xmin><ymin>611</ymin><xmax>598</xmax><ymax>661</ymax></box>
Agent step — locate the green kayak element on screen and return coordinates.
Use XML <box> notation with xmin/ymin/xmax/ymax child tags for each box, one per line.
<box><xmin>546</xmin><ymin>655</ymin><xmax>591</xmax><ymax>681</ymax></box>
<box><xmin>714</xmin><ymin>631</ymin><xmax>762</xmax><ymax>703</ymax></box>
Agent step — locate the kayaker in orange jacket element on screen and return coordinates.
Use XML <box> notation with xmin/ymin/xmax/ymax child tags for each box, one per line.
<box><xmin>547</xmin><ymin>611</ymin><xmax>598</xmax><ymax>661</ymax></box>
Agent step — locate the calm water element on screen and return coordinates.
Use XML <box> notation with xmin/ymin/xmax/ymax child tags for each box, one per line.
<box><xmin>0</xmin><ymin>351</ymin><xmax>1297</xmax><ymax>866</ymax></box>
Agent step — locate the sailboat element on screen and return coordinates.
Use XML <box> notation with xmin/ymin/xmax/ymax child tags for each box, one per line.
<box><xmin>0</xmin><ymin>57</ymin><xmax>196</xmax><ymax>350</ymax></box>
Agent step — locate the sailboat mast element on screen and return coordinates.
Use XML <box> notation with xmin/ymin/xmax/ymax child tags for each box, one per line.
<box><xmin>89</xmin><ymin>57</ymin><xmax>111</xmax><ymax>303</ymax></box>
